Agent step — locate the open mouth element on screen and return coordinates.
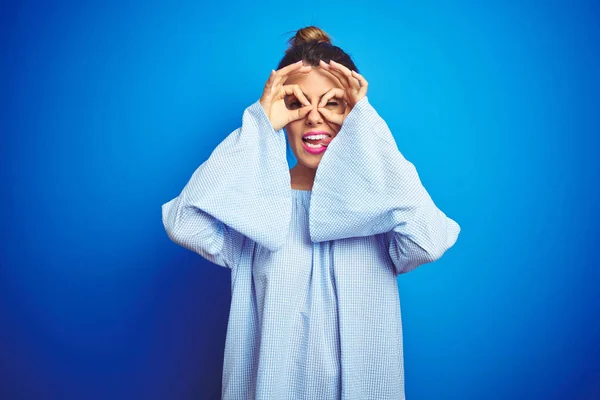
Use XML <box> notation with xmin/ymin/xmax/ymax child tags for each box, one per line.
<box><xmin>301</xmin><ymin>139</ymin><xmax>330</xmax><ymax>154</ymax></box>
<box><xmin>303</xmin><ymin>141</ymin><xmax>328</xmax><ymax>149</ymax></box>
<box><xmin>302</xmin><ymin>133</ymin><xmax>332</xmax><ymax>148</ymax></box>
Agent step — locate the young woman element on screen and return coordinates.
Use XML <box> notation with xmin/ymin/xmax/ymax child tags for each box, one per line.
<box><xmin>162</xmin><ymin>26</ymin><xmax>460</xmax><ymax>400</ymax></box>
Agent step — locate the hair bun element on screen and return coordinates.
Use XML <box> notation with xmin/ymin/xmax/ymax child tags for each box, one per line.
<box><xmin>287</xmin><ymin>26</ymin><xmax>332</xmax><ymax>49</ymax></box>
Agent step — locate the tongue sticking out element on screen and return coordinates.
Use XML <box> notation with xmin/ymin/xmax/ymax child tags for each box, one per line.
<box><xmin>304</xmin><ymin>136</ymin><xmax>332</xmax><ymax>146</ymax></box>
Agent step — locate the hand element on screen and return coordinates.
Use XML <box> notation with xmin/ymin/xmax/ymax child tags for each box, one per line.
<box><xmin>260</xmin><ymin>61</ymin><xmax>313</xmax><ymax>131</ymax></box>
<box><xmin>317</xmin><ymin>60</ymin><xmax>368</xmax><ymax>126</ymax></box>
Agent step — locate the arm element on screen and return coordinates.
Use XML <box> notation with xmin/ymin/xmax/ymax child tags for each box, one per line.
<box><xmin>161</xmin><ymin>99</ymin><xmax>293</xmax><ymax>268</ymax></box>
<box><xmin>162</xmin><ymin>193</ymin><xmax>246</xmax><ymax>269</ymax></box>
<box><xmin>309</xmin><ymin>96</ymin><xmax>460</xmax><ymax>273</ymax></box>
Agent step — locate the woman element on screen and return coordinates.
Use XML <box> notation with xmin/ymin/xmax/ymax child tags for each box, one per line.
<box><xmin>162</xmin><ymin>26</ymin><xmax>460</xmax><ymax>400</ymax></box>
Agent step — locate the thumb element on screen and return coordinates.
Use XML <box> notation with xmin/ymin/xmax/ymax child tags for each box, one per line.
<box><xmin>317</xmin><ymin>107</ymin><xmax>344</xmax><ymax>126</ymax></box>
<box><xmin>289</xmin><ymin>105</ymin><xmax>312</xmax><ymax>122</ymax></box>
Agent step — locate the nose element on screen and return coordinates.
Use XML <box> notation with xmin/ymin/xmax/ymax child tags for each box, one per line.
<box><xmin>305</xmin><ymin>104</ymin><xmax>323</xmax><ymax>126</ymax></box>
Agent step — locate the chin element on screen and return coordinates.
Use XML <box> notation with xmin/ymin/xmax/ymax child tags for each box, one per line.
<box><xmin>298</xmin><ymin>159</ymin><xmax>320</xmax><ymax>170</ymax></box>
<box><xmin>291</xmin><ymin>141</ymin><xmax>329</xmax><ymax>170</ymax></box>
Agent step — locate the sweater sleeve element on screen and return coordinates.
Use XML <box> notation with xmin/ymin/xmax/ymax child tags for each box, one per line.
<box><xmin>308</xmin><ymin>96</ymin><xmax>460</xmax><ymax>274</ymax></box>
<box><xmin>161</xmin><ymin>99</ymin><xmax>293</xmax><ymax>268</ymax></box>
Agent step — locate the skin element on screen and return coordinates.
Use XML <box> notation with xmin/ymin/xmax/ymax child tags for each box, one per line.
<box><xmin>260</xmin><ymin>59</ymin><xmax>368</xmax><ymax>190</ymax></box>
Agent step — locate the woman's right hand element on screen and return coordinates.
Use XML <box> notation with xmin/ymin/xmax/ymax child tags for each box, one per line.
<box><xmin>260</xmin><ymin>61</ymin><xmax>313</xmax><ymax>131</ymax></box>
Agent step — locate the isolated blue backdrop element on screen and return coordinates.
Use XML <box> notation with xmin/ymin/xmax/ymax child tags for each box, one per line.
<box><xmin>2</xmin><ymin>0</ymin><xmax>599</xmax><ymax>399</ymax></box>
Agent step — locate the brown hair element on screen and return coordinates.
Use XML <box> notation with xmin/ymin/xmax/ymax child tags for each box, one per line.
<box><xmin>277</xmin><ymin>26</ymin><xmax>359</xmax><ymax>73</ymax></box>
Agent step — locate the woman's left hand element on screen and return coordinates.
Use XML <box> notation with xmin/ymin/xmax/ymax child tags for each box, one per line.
<box><xmin>317</xmin><ymin>59</ymin><xmax>368</xmax><ymax>126</ymax></box>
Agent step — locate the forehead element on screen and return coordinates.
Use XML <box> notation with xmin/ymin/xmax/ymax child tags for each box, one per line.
<box><xmin>284</xmin><ymin>67</ymin><xmax>343</xmax><ymax>95</ymax></box>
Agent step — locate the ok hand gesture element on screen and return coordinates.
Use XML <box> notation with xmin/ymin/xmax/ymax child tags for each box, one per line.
<box><xmin>260</xmin><ymin>61</ymin><xmax>313</xmax><ymax>131</ymax></box>
<box><xmin>316</xmin><ymin>60</ymin><xmax>368</xmax><ymax>126</ymax></box>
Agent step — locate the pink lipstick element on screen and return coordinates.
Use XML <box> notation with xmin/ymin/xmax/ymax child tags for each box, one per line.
<box><xmin>302</xmin><ymin>131</ymin><xmax>332</xmax><ymax>154</ymax></box>
<box><xmin>302</xmin><ymin>141</ymin><xmax>328</xmax><ymax>154</ymax></box>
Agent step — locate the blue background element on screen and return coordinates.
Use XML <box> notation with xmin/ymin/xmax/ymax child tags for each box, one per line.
<box><xmin>2</xmin><ymin>0</ymin><xmax>599</xmax><ymax>399</ymax></box>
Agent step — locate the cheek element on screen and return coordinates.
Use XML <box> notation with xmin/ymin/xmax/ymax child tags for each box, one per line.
<box><xmin>285</xmin><ymin>121</ymin><xmax>304</xmax><ymax>142</ymax></box>
<box><xmin>330</xmin><ymin>124</ymin><xmax>342</xmax><ymax>136</ymax></box>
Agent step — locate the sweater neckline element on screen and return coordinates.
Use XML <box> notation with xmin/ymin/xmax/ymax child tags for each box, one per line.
<box><xmin>291</xmin><ymin>188</ymin><xmax>311</xmax><ymax>210</ymax></box>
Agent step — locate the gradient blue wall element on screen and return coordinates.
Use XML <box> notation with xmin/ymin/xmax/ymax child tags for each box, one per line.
<box><xmin>2</xmin><ymin>0</ymin><xmax>599</xmax><ymax>399</ymax></box>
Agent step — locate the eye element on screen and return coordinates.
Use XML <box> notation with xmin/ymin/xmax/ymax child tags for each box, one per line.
<box><xmin>290</xmin><ymin>101</ymin><xmax>301</xmax><ymax>108</ymax></box>
<box><xmin>326</xmin><ymin>101</ymin><xmax>339</xmax><ymax>106</ymax></box>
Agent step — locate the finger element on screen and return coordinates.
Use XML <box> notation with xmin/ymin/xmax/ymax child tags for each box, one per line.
<box><xmin>350</xmin><ymin>70</ymin><xmax>368</xmax><ymax>87</ymax></box>
<box><xmin>265</xmin><ymin>69</ymin><xmax>276</xmax><ymax>86</ymax></box>
<box><xmin>318</xmin><ymin>87</ymin><xmax>346</xmax><ymax>107</ymax></box>
<box><xmin>274</xmin><ymin>63</ymin><xmax>311</xmax><ymax>87</ymax></box>
<box><xmin>321</xmin><ymin>65</ymin><xmax>350</xmax><ymax>92</ymax></box>
<box><xmin>318</xmin><ymin>106</ymin><xmax>345</xmax><ymax>126</ymax></box>
<box><xmin>274</xmin><ymin>66</ymin><xmax>310</xmax><ymax>88</ymax></box>
<box><xmin>281</xmin><ymin>84</ymin><xmax>310</xmax><ymax>107</ymax></box>
<box><xmin>330</xmin><ymin>60</ymin><xmax>361</xmax><ymax>90</ymax></box>
<box><xmin>272</xmin><ymin>62</ymin><xmax>301</xmax><ymax>87</ymax></box>
<box><xmin>330</xmin><ymin>60</ymin><xmax>359</xmax><ymax>88</ymax></box>
<box><xmin>262</xmin><ymin>70</ymin><xmax>278</xmax><ymax>99</ymax></box>
<box><xmin>319</xmin><ymin>59</ymin><xmax>331</xmax><ymax>70</ymax></box>
<box><xmin>318</xmin><ymin>60</ymin><xmax>341</xmax><ymax>81</ymax></box>
<box><xmin>280</xmin><ymin>84</ymin><xmax>308</xmax><ymax>104</ymax></box>
<box><xmin>289</xmin><ymin>104</ymin><xmax>312</xmax><ymax>122</ymax></box>
<box><xmin>276</xmin><ymin>60</ymin><xmax>304</xmax><ymax>76</ymax></box>
<box><xmin>291</xmin><ymin>84</ymin><xmax>311</xmax><ymax>107</ymax></box>
<box><xmin>265</xmin><ymin>69</ymin><xmax>277</xmax><ymax>92</ymax></box>
<box><xmin>351</xmin><ymin>70</ymin><xmax>369</xmax><ymax>96</ymax></box>
<box><xmin>278</xmin><ymin>66</ymin><xmax>312</xmax><ymax>87</ymax></box>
